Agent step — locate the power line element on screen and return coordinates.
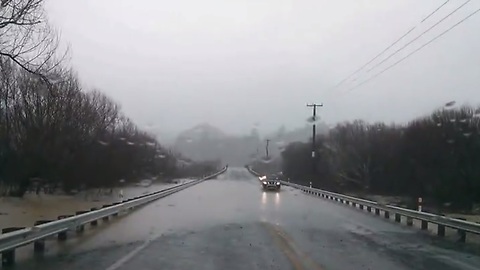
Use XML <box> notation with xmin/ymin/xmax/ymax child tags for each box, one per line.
<box><xmin>328</xmin><ymin>26</ymin><xmax>416</xmax><ymax>91</ymax></box>
<box><xmin>326</xmin><ymin>0</ymin><xmax>452</xmax><ymax>93</ymax></box>
<box><xmin>366</xmin><ymin>0</ymin><xmax>471</xmax><ymax>72</ymax></box>
<box><xmin>421</xmin><ymin>0</ymin><xmax>450</xmax><ymax>22</ymax></box>
<box><xmin>342</xmin><ymin>6</ymin><xmax>480</xmax><ymax>95</ymax></box>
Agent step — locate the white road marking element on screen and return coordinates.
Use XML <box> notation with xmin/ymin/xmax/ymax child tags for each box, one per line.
<box><xmin>105</xmin><ymin>235</ymin><xmax>157</xmax><ymax>270</ymax></box>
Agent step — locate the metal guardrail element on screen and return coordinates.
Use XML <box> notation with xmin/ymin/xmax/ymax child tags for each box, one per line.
<box><xmin>0</xmin><ymin>167</ymin><xmax>227</xmax><ymax>266</ymax></box>
<box><xmin>246</xmin><ymin>166</ymin><xmax>480</xmax><ymax>243</ymax></box>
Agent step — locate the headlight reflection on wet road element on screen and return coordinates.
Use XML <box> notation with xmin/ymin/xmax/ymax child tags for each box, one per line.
<box><xmin>261</xmin><ymin>191</ymin><xmax>281</xmax><ymax>206</ymax></box>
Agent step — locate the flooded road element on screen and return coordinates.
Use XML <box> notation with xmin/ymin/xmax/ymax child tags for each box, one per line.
<box><xmin>14</xmin><ymin>168</ymin><xmax>480</xmax><ymax>270</ymax></box>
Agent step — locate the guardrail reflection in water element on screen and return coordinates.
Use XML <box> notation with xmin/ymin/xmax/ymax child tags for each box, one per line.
<box><xmin>246</xmin><ymin>166</ymin><xmax>480</xmax><ymax>244</ymax></box>
<box><xmin>0</xmin><ymin>167</ymin><xmax>228</xmax><ymax>267</ymax></box>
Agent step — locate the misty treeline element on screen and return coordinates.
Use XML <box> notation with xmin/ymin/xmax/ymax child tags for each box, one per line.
<box><xmin>0</xmin><ymin>1</ymin><xmax>219</xmax><ymax>197</ymax></box>
<box><xmin>265</xmin><ymin>106</ymin><xmax>480</xmax><ymax>211</ymax></box>
<box><xmin>0</xmin><ymin>59</ymin><xmax>180</xmax><ymax>196</ymax></box>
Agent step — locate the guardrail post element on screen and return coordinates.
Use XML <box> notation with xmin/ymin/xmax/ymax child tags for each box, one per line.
<box><xmin>457</xmin><ymin>229</ymin><xmax>466</xmax><ymax>242</ymax></box>
<box><xmin>455</xmin><ymin>218</ymin><xmax>466</xmax><ymax>242</ymax></box>
<box><xmin>437</xmin><ymin>224</ymin><xmax>445</xmax><ymax>237</ymax></box>
<box><xmin>359</xmin><ymin>204</ymin><xmax>364</xmax><ymax>210</ymax></box>
<box><xmin>421</xmin><ymin>220</ymin><xmax>428</xmax><ymax>230</ymax></box>
<box><xmin>57</xmin><ymin>215</ymin><xmax>72</xmax><ymax>240</ymax></box>
<box><xmin>90</xmin><ymin>208</ymin><xmax>99</xmax><ymax>226</ymax></box>
<box><xmin>375</xmin><ymin>208</ymin><xmax>380</xmax><ymax>215</ymax></box>
<box><xmin>102</xmin><ymin>203</ymin><xmax>112</xmax><ymax>215</ymax></box>
<box><xmin>366</xmin><ymin>206</ymin><xmax>371</xmax><ymax>212</ymax></box>
<box><xmin>33</xmin><ymin>220</ymin><xmax>52</xmax><ymax>254</ymax></box>
<box><xmin>406</xmin><ymin>217</ymin><xmax>413</xmax><ymax>226</ymax></box>
<box><xmin>110</xmin><ymin>202</ymin><xmax>120</xmax><ymax>216</ymax></box>
<box><xmin>384</xmin><ymin>211</ymin><xmax>390</xmax><ymax>219</ymax></box>
<box><xmin>75</xmin><ymin>211</ymin><xmax>88</xmax><ymax>233</ymax></box>
<box><xmin>1</xmin><ymin>227</ymin><xmax>24</xmax><ymax>267</ymax></box>
<box><xmin>395</xmin><ymin>213</ymin><xmax>401</xmax><ymax>223</ymax></box>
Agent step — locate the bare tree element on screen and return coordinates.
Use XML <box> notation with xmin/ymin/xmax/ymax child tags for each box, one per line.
<box><xmin>279</xmin><ymin>106</ymin><xmax>480</xmax><ymax>211</ymax></box>
<box><xmin>0</xmin><ymin>0</ymin><xmax>67</xmax><ymax>84</ymax></box>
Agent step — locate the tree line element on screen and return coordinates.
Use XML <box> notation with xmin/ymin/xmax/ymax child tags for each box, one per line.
<box><xmin>264</xmin><ymin>105</ymin><xmax>480</xmax><ymax>212</ymax></box>
<box><xmin>0</xmin><ymin>59</ymin><xmax>180</xmax><ymax>196</ymax></box>
<box><xmin>0</xmin><ymin>1</ymin><xmax>220</xmax><ymax>197</ymax></box>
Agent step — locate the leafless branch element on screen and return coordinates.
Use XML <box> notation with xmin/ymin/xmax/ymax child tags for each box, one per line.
<box><xmin>0</xmin><ymin>0</ymin><xmax>67</xmax><ymax>85</ymax></box>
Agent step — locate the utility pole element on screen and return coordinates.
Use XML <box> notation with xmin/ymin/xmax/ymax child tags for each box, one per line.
<box><xmin>265</xmin><ymin>139</ymin><xmax>271</xmax><ymax>158</ymax></box>
<box><xmin>307</xmin><ymin>103</ymin><xmax>323</xmax><ymax>177</ymax></box>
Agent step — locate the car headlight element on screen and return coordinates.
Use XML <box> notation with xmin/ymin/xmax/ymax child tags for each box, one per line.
<box><xmin>262</xmin><ymin>181</ymin><xmax>267</xmax><ymax>185</ymax></box>
<box><xmin>276</xmin><ymin>182</ymin><xmax>280</xmax><ymax>185</ymax></box>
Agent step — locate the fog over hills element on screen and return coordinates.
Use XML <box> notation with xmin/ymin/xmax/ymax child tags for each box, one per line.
<box><xmin>173</xmin><ymin>122</ymin><xmax>329</xmax><ymax>166</ymax></box>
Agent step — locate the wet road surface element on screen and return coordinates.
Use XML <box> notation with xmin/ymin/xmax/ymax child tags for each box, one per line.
<box><xmin>15</xmin><ymin>168</ymin><xmax>480</xmax><ymax>270</ymax></box>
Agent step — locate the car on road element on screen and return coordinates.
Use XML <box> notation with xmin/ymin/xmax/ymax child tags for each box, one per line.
<box><xmin>259</xmin><ymin>176</ymin><xmax>281</xmax><ymax>191</ymax></box>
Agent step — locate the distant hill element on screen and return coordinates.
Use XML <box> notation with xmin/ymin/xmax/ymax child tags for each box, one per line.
<box><xmin>173</xmin><ymin>123</ymin><xmax>259</xmax><ymax>166</ymax></box>
<box><xmin>176</xmin><ymin>123</ymin><xmax>227</xmax><ymax>142</ymax></box>
<box><xmin>173</xmin><ymin>122</ymin><xmax>329</xmax><ymax>166</ymax></box>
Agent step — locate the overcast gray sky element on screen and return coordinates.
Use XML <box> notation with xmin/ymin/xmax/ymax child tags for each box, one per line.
<box><xmin>45</xmin><ymin>0</ymin><xmax>480</xmax><ymax>139</ymax></box>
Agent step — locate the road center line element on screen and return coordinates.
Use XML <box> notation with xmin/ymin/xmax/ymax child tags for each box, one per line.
<box><xmin>262</xmin><ymin>222</ymin><xmax>325</xmax><ymax>270</ymax></box>
<box><xmin>263</xmin><ymin>222</ymin><xmax>305</xmax><ymax>270</ymax></box>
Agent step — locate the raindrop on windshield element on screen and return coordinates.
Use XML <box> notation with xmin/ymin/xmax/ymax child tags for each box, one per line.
<box><xmin>260</xmin><ymin>157</ymin><xmax>273</xmax><ymax>164</ymax></box>
<box><xmin>437</xmin><ymin>123</ymin><xmax>442</xmax><ymax>127</ymax></box>
<box><xmin>463</xmin><ymin>132</ymin><xmax>473</xmax><ymax>137</ymax></box>
<box><xmin>447</xmin><ymin>140</ymin><xmax>455</xmax><ymax>144</ymax></box>
<box><xmin>306</xmin><ymin>115</ymin><xmax>320</xmax><ymax>124</ymax></box>
<box><xmin>444</xmin><ymin>101</ymin><xmax>456</xmax><ymax>108</ymax></box>
<box><xmin>126</xmin><ymin>141</ymin><xmax>135</xmax><ymax>145</ymax></box>
<box><xmin>449</xmin><ymin>119</ymin><xmax>456</xmax><ymax>123</ymax></box>
<box><xmin>98</xmin><ymin>140</ymin><xmax>109</xmax><ymax>146</ymax></box>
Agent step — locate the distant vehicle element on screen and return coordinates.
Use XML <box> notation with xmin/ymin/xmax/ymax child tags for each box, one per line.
<box><xmin>259</xmin><ymin>176</ymin><xmax>281</xmax><ymax>191</ymax></box>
